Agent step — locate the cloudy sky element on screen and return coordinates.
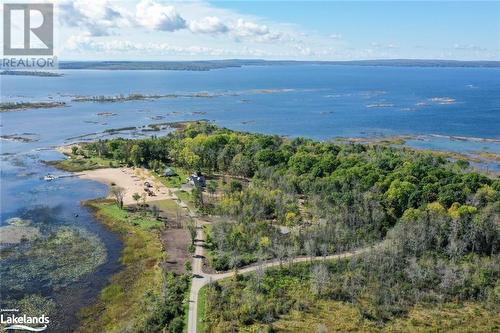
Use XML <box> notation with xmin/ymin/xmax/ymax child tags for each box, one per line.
<box><xmin>48</xmin><ymin>1</ymin><xmax>500</xmax><ymax>60</ymax></box>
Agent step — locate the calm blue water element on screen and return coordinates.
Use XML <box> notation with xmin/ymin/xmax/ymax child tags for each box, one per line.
<box><xmin>1</xmin><ymin>65</ymin><xmax>499</xmax><ymax>330</ymax></box>
<box><xmin>2</xmin><ymin>66</ymin><xmax>500</xmax><ymax>150</ymax></box>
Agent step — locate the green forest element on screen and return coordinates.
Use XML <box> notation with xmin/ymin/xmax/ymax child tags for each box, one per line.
<box><xmin>75</xmin><ymin>121</ymin><xmax>499</xmax><ymax>332</ymax></box>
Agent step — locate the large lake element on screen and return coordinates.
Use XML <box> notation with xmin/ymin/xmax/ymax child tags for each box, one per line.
<box><xmin>1</xmin><ymin>65</ymin><xmax>499</xmax><ymax>331</ymax></box>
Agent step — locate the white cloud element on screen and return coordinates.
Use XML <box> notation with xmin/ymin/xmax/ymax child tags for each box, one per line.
<box><xmin>65</xmin><ymin>35</ymin><xmax>131</xmax><ymax>52</ymax></box>
<box><xmin>370</xmin><ymin>42</ymin><xmax>398</xmax><ymax>49</ymax></box>
<box><xmin>59</xmin><ymin>0</ymin><xmax>187</xmax><ymax>34</ymax></box>
<box><xmin>229</xmin><ymin>19</ymin><xmax>285</xmax><ymax>42</ymax></box>
<box><xmin>232</xmin><ymin>19</ymin><xmax>270</xmax><ymax>37</ymax></box>
<box><xmin>58</xmin><ymin>0</ymin><xmax>130</xmax><ymax>36</ymax></box>
<box><xmin>188</xmin><ymin>16</ymin><xmax>228</xmax><ymax>34</ymax></box>
<box><xmin>292</xmin><ymin>44</ymin><xmax>312</xmax><ymax>56</ymax></box>
<box><xmin>58</xmin><ymin>1</ymin><xmax>287</xmax><ymax>42</ymax></box>
<box><xmin>55</xmin><ymin>0</ymin><xmax>500</xmax><ymax>60</ymax></box>
<box><xmin>453</xmin><ymin>43</ymin><xmax>486</xmax><ymax>51</ymax></box>
<box><xmin>135</xmin><ymin>0</ymin><xmax>186</xmax><ymax>31</ymax></box>
<box><xmin>63</xmin><ymin>35</ymin><xmax>283</xmax><ymax>58</ymax></box>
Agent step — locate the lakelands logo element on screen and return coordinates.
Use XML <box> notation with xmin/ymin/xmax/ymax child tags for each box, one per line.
<box><xmin>1</xmin><ymin>309</ymin><xmax>49</xmax><ymax>332</ymax></box>
<box><xmin>2</xmin><ymin>2</ymin><xmax>57</xmax><ymax>69</ymax></box>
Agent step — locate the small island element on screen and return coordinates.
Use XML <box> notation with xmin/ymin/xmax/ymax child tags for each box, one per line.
<box><xmin>72</xmin><ymin>92</ymin><xmax>217</xmax><ymax>103</ymax></box>
<box><xmin>0</xmin><ymin>101</ymin><xmax>66</xmax><ymax>112</ymax></box>
<box><xmin>72</xmin><ymin>93</ymin><xmax>176</xmax><ymax>103</ymax></box>
<box><xmin>0</xmin><ymin>70</ymin><xmax>63</xmax><ymax>77</ymax></box>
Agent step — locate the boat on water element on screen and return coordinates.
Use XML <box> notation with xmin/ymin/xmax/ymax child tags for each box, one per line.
<box><xmin>44</xmin><ymin>174</ymin><xmax>56</xmax><ymax>181</ymax></box>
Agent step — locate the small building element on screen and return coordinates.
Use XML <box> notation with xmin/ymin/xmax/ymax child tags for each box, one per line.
<box><xmin>164</xmin><ymin>167</ymin><xmax>177</xmax><ymax>177</ymax></box>
<box><xmin>188</xmin><ymin>173</ymin><xmax>206</xmax><ymax>188</ymax></box>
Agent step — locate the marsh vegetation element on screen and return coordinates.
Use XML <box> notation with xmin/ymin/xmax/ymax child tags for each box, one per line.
<box><xmin>77</xmin><ymin>199</ymin><xmax>191</xmax><ymax>333</ymax></box>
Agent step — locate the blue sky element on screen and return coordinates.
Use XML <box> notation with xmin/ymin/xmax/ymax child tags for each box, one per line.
<box><xmin>215</xmin><ymin>1</ymin><xmax>499</xmax><ymax>47</ymax></box>
<box><xmin>50</xmin><ymin>1</ymin><xmax>500</xmax><ymax>60</ymax></box>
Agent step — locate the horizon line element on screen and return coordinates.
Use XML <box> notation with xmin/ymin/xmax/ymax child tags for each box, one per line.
<box><xmin>54</xmin><ymin>58</ymin><xmax>500</xmax><ymax>63</ymax></box>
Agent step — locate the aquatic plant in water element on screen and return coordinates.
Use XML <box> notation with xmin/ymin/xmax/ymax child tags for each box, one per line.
<box><xmin>0</xmin><ymin>226</ymin><xmax>107</xmax><ymax>294</ymax></box>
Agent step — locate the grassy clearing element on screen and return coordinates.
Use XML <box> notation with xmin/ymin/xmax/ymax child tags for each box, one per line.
<box><xmin>149</xmin><ymin>198</ymin><xmax>179</xmax><ymax>212</ymax></box>
<box><xmin>47</xmin><ymin>156</ymin><xmax>117</xmax><ymax>172</ymax></box>
<box><xmin>175</xmin><ymin>190</ymin><xmax>195</xmax><ymax>210</ymax></box>
<box><xmin>78</xmin><ymin>199</ymin><xmax>164</xmax><ymax>333</ymax></box>
<box><xmin>478</xmin><ymin>151</ymin><xmax>500</xmax><ymax>162</ymax></box>
<box><xmin>259</xmin><ymin>300</ymin><xmax>500</xmax><ymax>333</ymax></box>
<box><xmin>97</xmin><ymin>203</ymin><xmax>164</xmax><ymax>231</ymax></box>
<box><xmin>154</xmin><ymin>166</ymin><xmax>189</xmax><ymax>188</ymax></box>
<box><xmin>149</xmin><ymin>199</ymin><xmax>185</xmax><ymax>225</ymax></box>
<box><xmin>197</xmin><ymin>286</ymin><xmax>207</xmax><ymax>333</ymax></box>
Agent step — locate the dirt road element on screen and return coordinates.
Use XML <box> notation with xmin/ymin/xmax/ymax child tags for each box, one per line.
<box><xmin>186</xmin><ymin>214</ymin><xmax>381</xmax><ymax>333</ymax></box>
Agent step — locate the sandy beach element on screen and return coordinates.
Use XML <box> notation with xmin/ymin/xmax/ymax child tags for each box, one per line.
<box><xmin>79</xmin><ymin>167</ymin><xmax>174</xmax><ymax>205</ymax></box>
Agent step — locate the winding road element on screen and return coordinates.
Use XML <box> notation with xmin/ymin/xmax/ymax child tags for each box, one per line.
<box><xmin>185</xmin><ymin>214</ymin><xmax>381</xmax><ymax>333</ymax></box>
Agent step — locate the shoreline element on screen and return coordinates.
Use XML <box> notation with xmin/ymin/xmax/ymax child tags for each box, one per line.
<box><xmin>78</xmin><ymin>167</ymin><xmax>175</xmax><ymax>205</ymax></box>
<box><xmin>76</xmin><ymin>198</ymin><xmax>164</xmax><ymax>333</ymax></box>
<box><xmin>64</xmin><ymin>165</ymin><xmax>190</xmax><ymax>332</ymax></box>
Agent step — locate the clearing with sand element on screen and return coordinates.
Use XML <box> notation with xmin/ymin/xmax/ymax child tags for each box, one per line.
<box><xmin>79</xmin><ymin>167</ymin><xmax>174</xmax><ymax>205</ymax></box>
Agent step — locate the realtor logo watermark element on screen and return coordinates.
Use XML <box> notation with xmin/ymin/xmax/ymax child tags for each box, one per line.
<box><xmin>2</xmin><ymin>3</ymin><xmax>57</xmax><ymax>69</ymax></box>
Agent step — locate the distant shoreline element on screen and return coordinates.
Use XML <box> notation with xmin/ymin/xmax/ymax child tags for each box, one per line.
<box><xmin>2</xmin><ymin>60</ymin><xmax>498</xmax><ymax>73</ymax></box>
<box><xmin>42</xmin><ymin>59</ymin><xmax>500</xmax><ymax>71</ymax></box>
<box><xmin>0</xmin><ymin>70</ymin><xmax>63</xmax><ymax>77</ymax></box>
